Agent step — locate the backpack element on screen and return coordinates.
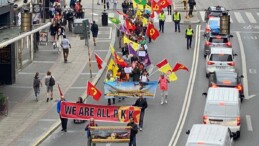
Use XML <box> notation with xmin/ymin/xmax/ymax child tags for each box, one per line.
<box><xmin>33</xmin><ymin>78</ymin><xmax>40</xmax><ymax>88</ymax></box>
<box><xmin>49</xmin><ymin>76</ymin><xmax>55</xmax><ymax>86</ymax></box>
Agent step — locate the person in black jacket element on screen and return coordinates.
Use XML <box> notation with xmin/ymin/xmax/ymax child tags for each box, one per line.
<box><xmin>132</xmin><ymin>94</ymin><xmax>148</xmax><ymax>131</ymax></box>
<box><xmin>127</xmin><ymin>117</ymin><xmax>138</xmax><ymax>146</ymax></box>
<box><xmin>122</xmin><ymin>0</ymin><xmax>129</xmax><ymax>14</ymax></box>
<box><xmin>91</xmin><ymin>21</ymin><xmax>99</xmax><ymax>46</ymax></box>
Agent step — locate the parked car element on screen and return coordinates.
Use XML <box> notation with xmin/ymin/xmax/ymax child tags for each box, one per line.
<box><xmin>186</xmin><ymin>124</ymin><xmax>233</xmax><ymax>146</ymax></box>
<box><xmin>209</xmin><ymin>71</ymin><xmax>244</xmax><ymax>102</ymax></box>
<box><xmin>206</xmin><ymin>47</ymin><xmax>237</xmax><ymax>77</ymax></box>
<box><xmin>204</xmin><ymin>33</ymin><xmax>233</xmax><ymax>57</ymax></box>
<box><xmin>203</xmin><ymin>87</ymin><xmax>241</xmax><ymax>139</ymax></box>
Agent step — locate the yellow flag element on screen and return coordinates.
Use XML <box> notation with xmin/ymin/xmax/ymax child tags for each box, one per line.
<box><xmin>158</xmin><ymin>64</ymin><xmax>178</xmax><ymax>81</ymax></box>
<box><xmin>123</xmin><ymin>36</ymin><xmax>140</xmax><ymax>51</ymax></box>
<box><xmin>110</xmin><ymin>44</ymin><xmax>115</xmax><ymax>54</ymax></box>
<box><xmin>141</xmin><ymin>17</ymin><xmax>148</xmax><ymax>26</ymax></box>
<box><xmin>132</xmin><ymin>0</ymin><xmax>151</xmax><ymax>11</ymax></box>
<box><xmin>136</xmin><ymin>9</ymin><xmax>143</xmax><ymax>17</ymax></box>
<box><xmin>107</xmin><ymin>58</ymin><xmax>119</xmax><ymax>78</ymax></box>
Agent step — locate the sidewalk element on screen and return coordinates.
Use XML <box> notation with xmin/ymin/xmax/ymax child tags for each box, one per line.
<box><xmin>173</xmin><ymin>1</ymin><xmax>200</xmax><ymax>24</ymax></box>
<box><xmin>0</xmin><ymin>1</ymin><xmax>116</xmax><ymax>146</ymax></box>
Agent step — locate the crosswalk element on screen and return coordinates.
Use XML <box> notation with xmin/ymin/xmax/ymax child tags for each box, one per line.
<box><xmin>106</xmin><ymin>11</ymin><xmax>259</xmax><ymax>24</ymax></box>
<box><xmin>199</xmin><ymin>11</ymin><xmax>259</xmax><ymax>24</ymax></box>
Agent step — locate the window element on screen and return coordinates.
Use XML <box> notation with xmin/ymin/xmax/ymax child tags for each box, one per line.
<box><xmin>210</xmin><ymin>38</ymin><xmax>228</xmax><ymax>43</ymax></box>
<box><xmin>210</xmin><ymin>54</ymin><xmax>233</xmax><ymax>61</ymax></box>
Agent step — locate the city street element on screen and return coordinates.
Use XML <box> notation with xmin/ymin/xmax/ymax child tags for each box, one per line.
<box><xmin>0</xmin><ymin>0</ymin><xmax>259</xmax><ymax>146</ymax></box>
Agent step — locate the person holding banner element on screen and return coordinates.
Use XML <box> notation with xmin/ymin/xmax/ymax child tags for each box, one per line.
<box><xmin>57</xmin><ymin>96</ymin><xmax>68</xmax><ymax>132</ymax></box>
<box><xmin>85</xmin><ymin>118</ymin><xmax>98</xmax><ymax>146</ymax></box>
<box><xmin>127</xmin><ymin>117</ymin><xmax>138</xmax><ymax>146</ymax></box>
<box><xmin>158</xmin><ymin>74</ymin><xmax>170</xmax><ymax>105</ymax></box>
<box><xmin>132</xmin><ymin>94</ymin><xmax>148</xmax><ymax>131</ymax></box>
<box><xmin>105</xmin><ymin>74</ymin><xmax>116</xmax><ymax>105</ymax></box>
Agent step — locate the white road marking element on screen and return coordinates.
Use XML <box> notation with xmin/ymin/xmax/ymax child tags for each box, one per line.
<box><xmin>246</xmin><ymin>115</ymin><xmax>253</xmax><ymax>131</ymax></box>
<box><xmin>236</xmin><ymin>32</ymin><xmax>250</xmax><ymax>99</ymax></box>
<box><xmin>8</xmin><ymin>85</ymin><xmax>32</xmax><ymax>88</ymax></box>
<box><xmin>39</xmin><ymin>119</ymin><xmax>57</xmax><ymax>122</ymax></box>
<box><xmin>230</xmin><ymin>16</ymin><xmax>233</xmax><ymax>23</ymax></box>
<box><xmin>199</xmin><ymin>11</ymin><xmax>205</xmax><ymax>22</ymax></box>
<box><xmin>70</xmin><ymin>87</ymin><xmax>86</xmax><ymax>89</ymax></box>
<box><xmin>169</xmin><ymin>25</ymin><xmax>201</xmax><ymax>146</ymax></box>
<box><xmin>249</xmin><ymin>68</ymin><xmax>257</xmax><ymax>74</ymax></box>
<box><xmin>80</xmin><ymin>73</ymin><xmax>98</xmax><ymax>75</ymax></box>
<box><xmin>33</xmin><ymin>61</ymin><xmax>56</xmax><ymax>63</ymax></box>
<box><xmin>94</xmin><ymin>50</ymin><xmax>109</xmax><ymax>52</ymax></box>
<box><xmin>234</xmin><ymin>12</ymin><xmax>245</xmax><ymax>23</ymax></box>
<box><xmin>245</xmin><ymin>12</ymin><xmax>257</xmax><ymax>23</ymax></box>
<box><xmin>106</xmin><ymin>143</ymin><xmax>111</xmax><ymax>146</ymax></box>
<box><xmin>245</xmin><ymin>94</ymin><xmax>256</xmax><ymax>100</ymax></box>
<box><xmin>19</xmin><ymin>72</ymin><xmax>45</xmax><ymax>75</ymax></box>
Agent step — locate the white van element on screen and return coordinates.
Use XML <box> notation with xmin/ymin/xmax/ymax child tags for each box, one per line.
<box><xmin>203</xmin><ymin>87</ymin><xmax>241</xmax><ymax>139</ymax></box>
<box><xmin>186</xmin><ymin>124</ymin><xmax>233</xmax><ymax>146</ymax></box>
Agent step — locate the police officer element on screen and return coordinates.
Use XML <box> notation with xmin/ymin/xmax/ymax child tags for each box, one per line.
<box><xmin>173</xmin><ymin>10</ymin><xmax>181</xmax><ymax>32</ymax></box>
<box><xmin>158</xmin><ymin>10</ymin><xmax>166</xmax><ymax>33</ymax></box>
<box><xmin>185</xmin><ymin>25</ymin><xmax>194</xmax><ymax>50</ymax></box>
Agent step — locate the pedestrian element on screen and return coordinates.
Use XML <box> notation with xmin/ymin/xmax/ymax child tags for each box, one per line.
<box><xmin>132</xmin><ymin>94</ymin><xmax>148</xmax><ymax>131</ymax></box>
<box><xmin>158</xmin><ymin>10</ymin><xmax>166</xmax><ymax>33</ymax></box>
<box><xmin>91</xmin><ymin>21</ymin><xmax>99</xmax><ymax>46</ymax></box>
<box><xmin>167</xmin><ymin>4</ymin><xmax>172</xmax><ymax>15</ymax></box>
<box><xmin>158</xmin><ymin>74</ymin><xmax>170</xmax><ymax>104</ymax></box>
<box><xmin>105</xmin><ymin>73</ymin><xmax>116</xmax><ymax>105</ymax></box>
<box><xmin>49</xmin><ymin>22</ymin><xmax>58</xmax><ymax>46</ymax></box>
<box><xmin>112</xmin><ymin>0</ymin><xmax>118</xmax><ymax>10</ymax></box>
<box><xmin>85</xmin><ymin>118</ymin><xmax>98</xmax><ymax>146</ymax></box>
<box><xmin>182</xmin><ymin>0</ymin><xmax>187</xmax><ymax>10</ymax></box>
<box><xmin>122</xmin><ymin>0</ymin><xmax>129</xmax><ymax>14</ymax></box>
<box><xmin>185</xmin><ymin>25</ymin><xmax>194</xmax><ymax>50</ymax></box>
<box><xmin>127</xmin><ymin>117</ymin><xmax>138</xmax><ymax>146</ymax></box>
<box><xmin>57</xmin><ymin>96</ymin><xmax>68</xmax><ymax>132</ymax></box>
<box><xmin>74</xmin><ymin>97</ymin><xmax>85</xmax><ymax>124</ymax></box>
<box><xmin>33</xmin><ymin>72</ymin><xmax>42</xmax><ymax>101</ymax></box>
<box><xmin>45</xmin><ymin>71</ymin><xmax>55</xmax><ymax>102</ymax></box>
<box><xmin>60</xmin><ymin>35</ymin><xmax>71</xmax><ymax>62</ymax></box>
<box><xmin>173</xmin><ymin>10</ymin><xmax>181</xmax><ymax>32</ymax></box>
<box><xmin>106</xmin><ymin>0</ymin><xmax>110</xmax><ymax>10</ymax></box>
<box><xmin>188</xmin><ymin>0</ymin><xmax>196</xmax><ymax>17</ymax></box>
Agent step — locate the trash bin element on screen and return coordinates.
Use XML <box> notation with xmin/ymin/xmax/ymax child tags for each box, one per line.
<box><xmin>102</xmin><ymin>12</ymin><xmax>108</xmax><ymax>26</ymax></box>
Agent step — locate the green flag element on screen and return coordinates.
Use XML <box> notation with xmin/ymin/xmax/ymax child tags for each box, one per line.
<box><xmin>134</xmin><ymin>0</ymin><xmax>147</xmax><ymax>5</ymax></box>
<box><xmin>108</xmin><ymin>17</ymin><xmax>121</xmax><ymax>24</ymax></box>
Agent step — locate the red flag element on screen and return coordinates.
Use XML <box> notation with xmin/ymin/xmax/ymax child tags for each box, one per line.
<box><xmin>172</xmin><ymin>63</ymin><xmax>189</xmax><ymax>72</ymax></box>
<box><xmin>151</xmin><ymin>1</ymin><xmax>162</xmax><ymax>14</ymax></box>
<box><xmin>156</xmin><ymin>59</ymin><xmax>168</xmax><ymax>68</ymax></box>
<box><xmin>94</xmin><ymin>53</ymin><xmax>103</xmax><ymax>70</ymax></box>
<box><xmin>58</xmin><ymin>83</ymin><xmax>63</xmax><ymax>96</ymax></box>
<box><xmin>146</xmin><ymin>23</ymin><xmax>160</xmax><ymax>40</ymax></box>
<box><xmin>150</xmin><ymin>11</ymin><xmax>155</xmax><ymax>18</ymax></box>
<box><xmin>125</xmin><ymin>19</ymin><xmax>136</xmax><ymax>31</ymax></box>
<box><xmin>87</xmin><ymin>81</ymin><xmax>102</xmax><ymax>101</ymax></box>
<box><xmin>158</xmin><ymin>0</ymin><xmax>170</xmax><ymax>8</ymax></box>
<box><xmin>114</xmin><ymin>52</ymin><xmax>128</xmax><ymax>67</ymax></box>
<box><xmin>116</xmin><ymin>10</ymin><xmax>129</xmax><ymax>18</ymax></box>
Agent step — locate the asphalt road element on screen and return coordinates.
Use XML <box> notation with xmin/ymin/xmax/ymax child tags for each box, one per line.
<box><xmin>41</xmin><ymin>1</ymin><xmax>259</xmax><ymax>146</ymax></box>
<box><xmin>175</xmin><ymin>0</ymin><xmax>259</xmax><ymax>146</ymax></box>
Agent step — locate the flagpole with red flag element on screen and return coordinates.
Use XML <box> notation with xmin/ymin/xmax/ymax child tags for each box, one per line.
<box><xmin>58</xmin><ymin>83</ymin><xmax>63</xmax><ymax>97</ymax></box>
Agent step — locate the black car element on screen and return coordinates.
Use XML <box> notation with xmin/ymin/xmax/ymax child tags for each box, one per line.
<box><xmin>203</xmin><ymin>33</ymin><xmax>233</xmax><ymax>57</ymax></box>
<box><xmin>205</xmin><ymin>6</ymin><xmax>228</xmax><ymax>22</ymax></box>
<box><xmin>208</xmin><ymin>71</ymin><xmax>244</xmax><ymax>102</ymax></box>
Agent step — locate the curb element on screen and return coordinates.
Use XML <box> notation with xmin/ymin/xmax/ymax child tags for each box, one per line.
<box><xmin>31</xmin><ymin>26</ymin><xmax>116</xmax><ymax>146</ymax></box>
<box><xmin>181</xmin><ymin>19</ymin><xmax>200</xmax><ymax>24</ymax></box>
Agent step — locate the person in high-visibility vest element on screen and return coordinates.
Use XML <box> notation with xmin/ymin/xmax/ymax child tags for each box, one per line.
<box><xmin>173</xmin><ymin>10</ymin><xmax>181</xmax><ymax>32</ymax></box>
<box><xmin>185</xmin><ymin>25</ymin><xmax>194</xmax><ymax>50</ymax></box>
<box><xmin>158</xmin><ymin>10</ymin><xmax>166</xmax><ymax>33</ymax></box>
